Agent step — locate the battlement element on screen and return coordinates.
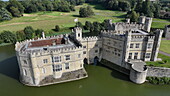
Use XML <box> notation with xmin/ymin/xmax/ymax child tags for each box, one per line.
<box><xmin>101</xmin><ymin>30</ymin><xmax>126</xmax><ymax>40</ymax></box>
<box><xmin>82</xmin><ymin>36</ymin><xmax>100</xmax><ymax>41</ymax></box>
<box><xmin>72</xmin><ymin>27</ymin><xmax>82</xmax><ymax>33</ymax></box>
<box><xmin>15</xmin><ymin>34</ymin><xmax>69</xmax><ymax>52</ymax></box>
<box><xmin>30</xmin><ymin>46</ymin><xmax>83</xmax><ymax>57</ymax></box>
<box><xmin>113</xmin><ymin>22</ymin><xmax>145</xmax><ymax>31</ymax></box>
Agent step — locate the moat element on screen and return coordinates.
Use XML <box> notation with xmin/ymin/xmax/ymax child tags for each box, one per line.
<box><xmin>1</xmin><ymin>44</ymin><xmax>170</xmax><ymax>96</ymax></box>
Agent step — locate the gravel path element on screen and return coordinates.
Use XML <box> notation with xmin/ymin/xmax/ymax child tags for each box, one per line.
<box><xmin>159</xmin><ymin>51</ymin><xmax>170</xmax><ymax>57</ymax></box>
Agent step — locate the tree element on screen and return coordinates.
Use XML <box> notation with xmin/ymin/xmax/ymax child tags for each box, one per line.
<box><xmin>93</xmin><ymin>22</ymin><xmax>101</xmax><ymax>34</ymax></box>
<box><xmin>55</xmin><ymin>25</ymin><xmax>60</xmax><ymax>32</ymax></box>
<box><xmin>75</xmin><ymin>22</ymin><xmax>83</xmax><ymax>28</ymax></box>
<box><xmin>24</xmin><ymin>26</ymin><xmax>34</xmax><ymax>39</ymax></box>
<box><xmin>16</xmin><ymin>30</ymin><xmax>25</xmax><ymax>41</ymax></box>
<box><xmin>9</xmin><ymin>6</ymin><xmax>21</xmax><ymax>17</ymax></box>
<box><xmin>26</xmin><ymin>4</ymin><xmax>38</xmax><ymax>13</ymax></box>
<box><xmin>6</xmin><ymin>0</ymin><xmax>24</xmax><ymax>17</ymax></box>
<box><xmin>35</xmin><ymin>29</ymin><xmax>43</xmax><ymax>37</ymax></box>
<box><xmin>0</xmin><ymin>0</ymin><xmax>5</xmax><ymax>9</ymax></box>
<box><xmin>0</xmin><ymin>31</ymin><xmax>16</xmax><ymax>43</ymax></box>
<box><xmin>143</xmin><ymin>0</ymin><xmax>153</xmax><ymax>17</ymax></box>
<box><xmin>79</xmin><ymin>6</ymin><xmax>94</xmax><ymax>17</ymax></box>
<box><xmin>127</xmin><ymin>10</ymin><xmax>139</xmax><ymax>22</ymax></box>
<box><xmin>0</xmin><ymin>8</ymin><xmax>12</xmax><ymax>21</ymax></box>
<box><xmin>119</xmin><ymin>1</ymin><xmax>131</xmax><ymax>11</ymax></box>
<box><xmin>85</xmin><ymin>21</ymin><xmax>92</xmax><ymax>30</ymax></box>
<box><xmin>135</xmin><ymin>0</ymin><xmax>143</xmax><ymax>13</ymax></box>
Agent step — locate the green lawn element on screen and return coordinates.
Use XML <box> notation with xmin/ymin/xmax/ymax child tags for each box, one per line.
<box><xmin>152</xmin><ymin>18</ymin><xmax>170</xmax><ymax>29</ymax></box>
<box><xmin>146</xmin><ymin>53</ymin><xmax>170</xmax><ymax>68</ymax></box>
<box><xmin>0</xmin><ymin>3</ymin><xmax>126</xmax><ymax>33</ymax></box>
<box><xmin>160</xmin><ymin>40</ymin><xmax>170</xmax><ymax>54</ymax></box>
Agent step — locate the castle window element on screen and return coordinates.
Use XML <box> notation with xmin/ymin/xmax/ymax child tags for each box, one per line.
<box><xmin>135</xmin><ymin>43</ymin><xmax>140</xmax><ymax>48</ymax></box>
<box><xmin>130</xmin><ymin>44</ymin><xmax>134</xmax><ymax>48</ymax></box>
<box><xmin>83</xmin><ymin>46</ymin><xmax>86</xmax><ymax>48</ymax></box>
<box><xmin>78</xmin><ymin>54</ymin><xmax>81</xmax><ymax>58</ymax></box>
<box><xmin>134</xmin><ymin>53</ymin><xmax>138</xmax><ymax>59</ymax></box>
<box><xmin>43</xmin><ymin>59</ymin><xmax>48</xmax><ymax>63</ymax></box>
<box><xmin>128</xmin><ymin>53</ymin><xmax>132</xmax><ymax>59</ymax></box>
<box><xmin>65</xmin><ymin>63</ymin><xmax>69</xmax><ymax>70</ymax></box>
<box><xmin>78</xmin><ymin>33</ymin><xmax>80</xmax><ymax>37</ymax></box>
<box><xmin>145</xmin><ymin>53</ymin><xmax>151</xmax><ymax>58</ymax></box>
<box><xmin>95</xmin><ymin>44</ymin><xmax>98</xmax><ymax>47</ymax></box>
<box><xmin>53</xmin><ymin>56</ymin><xmax>61</xmax><ymax>62</ymax></box>
<box><xmin>23</xmin><ymin>69</ymin><xmax>27</xmax><ymax>76</ymax></box>
<box><xmin>147</xmin><ymin>43</ymin><xmax>152</xmax><ymax>49</ymax></box>
<box><xmin>118</xmin><ymin>54</ymin><xmax>120</xmax><ymax>56</ymax></box>
<box><xmin>83</xmin><ymin>51</ymin><xmax>86</xmax><ymax>54</ymax></box>
<box><xmin>53</xmin><ymin>64</ymin><xmax>62</xmax><ymax>72</ymax></box>
<box><xmin>65</xmin><ymin>55</ymin><xmax>71</xmax><ymax>60</ymax></box>
<box><xmin>23</xmin><ymin>60</ymin><xmax>27</xmax><ymax>64</ymax></box>
<box><xmin>95</xmin><ymin>50</ymin><xmax>98</xmax><ymax>53</ymax></box>
<box><xmin>42</xmin><ymin>68</ymin><xmax>46</xmax><ymax>74</ymax></box>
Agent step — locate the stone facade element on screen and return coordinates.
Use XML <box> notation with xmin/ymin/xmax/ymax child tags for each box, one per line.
<box><xmin>15</xmin><ymin>17</ymin><xmax>163</xmax><ymax>86</ymax></box>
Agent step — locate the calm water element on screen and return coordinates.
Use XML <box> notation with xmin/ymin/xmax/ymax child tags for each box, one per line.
<box><xmin>0</xmin><ymin>45</ymin><xmax>170</xmax><ymax>96</ymax></box>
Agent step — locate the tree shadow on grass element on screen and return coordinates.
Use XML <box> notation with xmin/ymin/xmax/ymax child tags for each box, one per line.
<box><xmin>72</xmin><ymin>15</ymin><xmax>81</xmax><ymax>18</ymax></box>
<box><xmin>0</xmin><ymin>56</ymin><xmax>19</xmax><ymax>81</ymax></box>
<box><xmin>112</xmin><ymin>14</ymin><xmax>126</xmax><ymax>19</ymax></box>
<box><xmin>87</xmin><ymin>3</ymin><xmax>106</xmax><ymax>10</ymax></box>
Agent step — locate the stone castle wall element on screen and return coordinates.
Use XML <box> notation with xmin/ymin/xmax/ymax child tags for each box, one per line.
<box><xmin>147</xmin><ymin>66</ymin><xmax>170</xmax><ymax>77</ymax></box>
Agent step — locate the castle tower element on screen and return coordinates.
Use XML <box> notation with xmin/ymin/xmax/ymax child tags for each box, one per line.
<box><xmin>144</xmin><ymin>17</ymin><xmax>152</xmax><ymax>32</ymax></box>
<box><xmin>124</xmin><ymin>30</ymin><xmax>132</xmax><ymax>62</ymax></box>
<box><xmin>151</xmin><ymin>30</ymin><xmax>163</xmax><ymax>61</ymax></box>
<box><xmin>73</xmin><ymin>27</ymin><xmax>82</xmax><ymax>41</ymax></box>
<box><xmin>139</xmin><ymin>16</ymin><xmax>146</xmax><ymax>24</ymax></box>
<box><xmin>165</xmin><ymin>25</ymin><xmax>170</xmax><ymax>39</ymax></box>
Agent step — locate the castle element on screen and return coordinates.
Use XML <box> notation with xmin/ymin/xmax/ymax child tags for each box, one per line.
<box><xmin>15</xmin><ymin>16</ymin><xmax>163</xmax><ymax>86</ymax></box>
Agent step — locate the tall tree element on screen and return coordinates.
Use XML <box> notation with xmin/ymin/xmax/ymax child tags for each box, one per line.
<box><xmin>6</xmin><ymin>0</ymin><xmax>24</xmax><ymax>17</ymax></box>
<box><xmin>79</xmin><ymin>6</ymin><xmax>94</xmax><ymax>17</ymax></box>
<box><xmin>24</xmin><ymin>26</ymin><xmax>34</xmax><ymax>39</ymax></box>
<box><xmin>0</xmin><ymin>8</ymin><xmax>12</xmax><ymax>21</ymax></box>
<box><xmin>16</xmin><ymin>30</ymin><xmax>25</xmax><ymax>41</ymax></box>
<box><xmin>0</xmin><ymin>31</ymin><xmax>16</xmax><ymax>43</ymax></box>
<box><xmin>127</xmin><ymin>10</ymin><xmax>139</xmax><ymax>22</ymax></box>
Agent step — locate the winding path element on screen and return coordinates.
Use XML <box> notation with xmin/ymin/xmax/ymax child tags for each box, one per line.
<box><xmin>159</xmin><ymin>51</ymin><xmax>170</xmax><ymax>57</ymax></box>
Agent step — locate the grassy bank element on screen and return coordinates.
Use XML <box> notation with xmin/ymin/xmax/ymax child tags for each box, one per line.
<box><xmin>0</xmin><ymin>43</ymin><xmax>12</xmax><ymax>47</ymax></box>
<box><xmin>152</xmin><ymin>18</ymin><xmax>170</xmax><ymax>29</ymax></box>
<box><xmin>146</xmin><ymin>53</ymin><xmax>170</xmax><ymax>68</ymax></box>
<box><xmin>146</xmin><ymin>76</ymin><xmax>170</xmax><ymax>85</ymax></box>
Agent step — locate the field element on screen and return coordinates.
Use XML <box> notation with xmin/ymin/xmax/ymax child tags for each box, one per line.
<box><xmin>0</xmin><ymin>3</ymin><xmax>169</xmax><ymax>33</ymax></box>
<box><xmin>0</xmin><ymin>4</ymin><xmax>126</xmax><ymax>33</ymax></box>
<box><xmin>152</xmin><ymin>18</ymin><xmax>170</xmax><ymax>29</ymax></box>
<box><xmin>160</xmin><ymin>40</ymin><xmax>170</xmax><ymax>54</ymax></box>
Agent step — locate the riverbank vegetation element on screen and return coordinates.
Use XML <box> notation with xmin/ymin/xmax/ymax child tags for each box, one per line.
<box><xmin>146</xmin><ymin>54</ymin><xmax>170</xmax><ymax>68</ymax></box>
<box><xmin>146</xmin><ymin>76</ymin><xmax>170</xmax><ymax>85</ymax></box>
